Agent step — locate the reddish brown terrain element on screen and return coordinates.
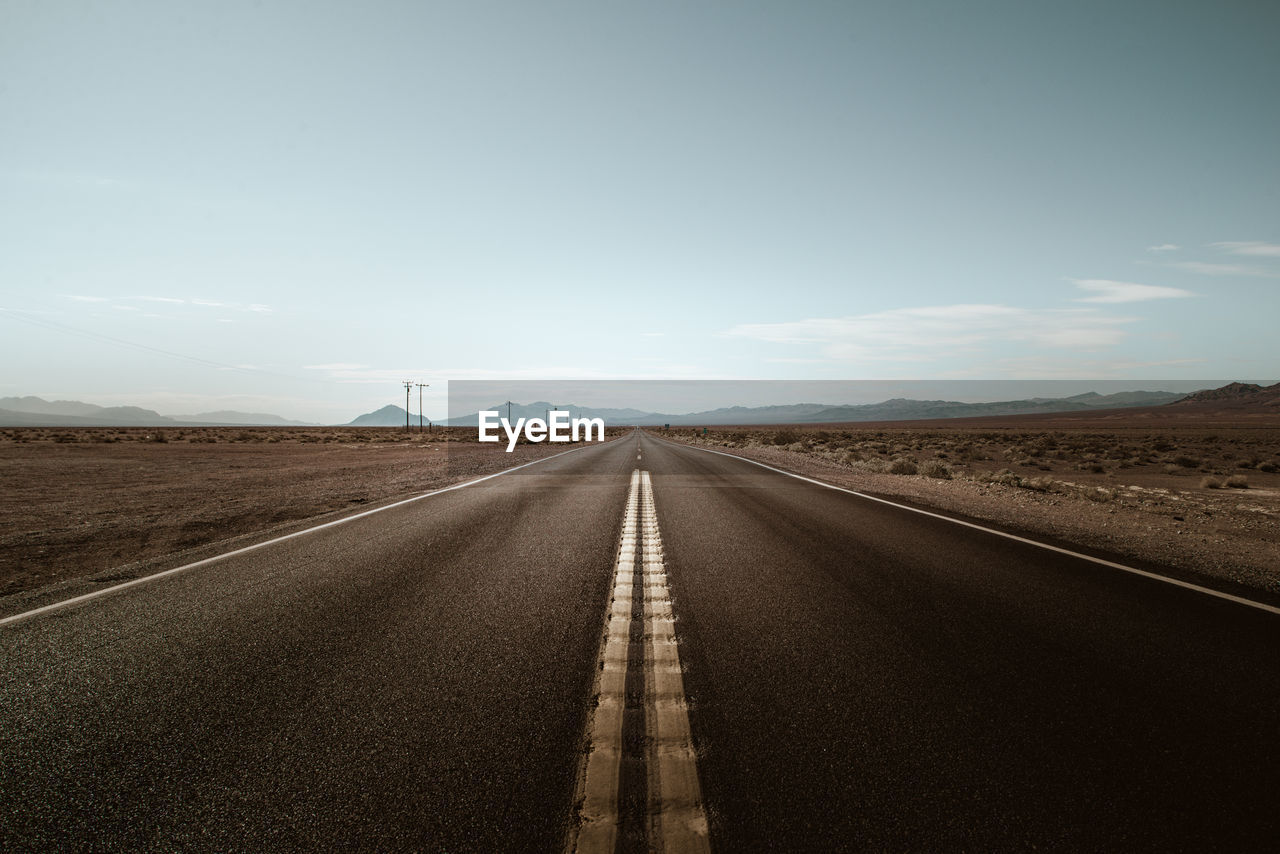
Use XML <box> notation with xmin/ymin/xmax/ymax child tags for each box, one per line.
<box><xmin>0</xmin><ymin>427</ymin><xmax>614</xmax><ymax>598</ymax></box>
<box><xmin>3</xmin><ymin>385</ymin><xmax>1277</xmax><ymax>603</ymax></box>
<box><xmin>655</xmin><ymin>388</ymin><xmax>1280</xmax><ymax>596</ymax></box>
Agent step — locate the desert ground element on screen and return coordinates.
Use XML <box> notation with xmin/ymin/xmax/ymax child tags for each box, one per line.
<box><xmin>0</xmin><ymin>426</ymin><xmax>620</xmax><ymax>600</ymax></box>
<box><xmin>3</xmin><ymin>415</ymin><xmax>1277</xmax><ymax>604</ymax></box>
<box><xmin>654</xmin><ymin>415</ymin><xmax>1280</xmax><ymax>597</ymax></box>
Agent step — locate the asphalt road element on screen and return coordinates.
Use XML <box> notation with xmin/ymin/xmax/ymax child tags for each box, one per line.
<box><xmin>2</xmin><ymin>431</ymin><xmax>1277</xmax><ymax>851</ymax></box>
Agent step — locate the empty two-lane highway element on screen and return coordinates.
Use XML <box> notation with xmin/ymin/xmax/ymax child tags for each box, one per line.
<box><xmin>2</xmin><ymin>431</ymin><xmax>1277</xmax><ymax>851</ymax></box>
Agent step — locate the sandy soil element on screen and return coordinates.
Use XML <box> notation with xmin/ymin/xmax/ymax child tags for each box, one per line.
<box><xmin>4</xmin><ymin>421</ymin><xmax>1276</xmax><ymax>605</ymax></box>
<box><xmin>0</xmin><ymin>427</ymin><xmax>600</xmax><ymax>599</ymax></box>
<box><xmin>657</xmin><ymin>424</ymin><xmax>1280</xmax><ymax>598</ymax></box>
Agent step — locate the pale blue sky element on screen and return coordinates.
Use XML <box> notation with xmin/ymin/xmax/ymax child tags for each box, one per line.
<box><xmin>2</xmin><ymin>1</ymin><xmax>1276</xmax><ymax>422</ymax></box>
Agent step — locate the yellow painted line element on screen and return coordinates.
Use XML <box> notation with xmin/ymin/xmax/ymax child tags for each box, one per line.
<box><xmin>569</xmin><ymin>469</ymin><xmax>711</xmax><ymax>853</ymax></box>
<box><xmin>569</xmin><ymin>469</ymin><xmax>641</xmax><ymax>854</ymax></box>
<box><xmin>640</xmin><ymin>470</ymin><xmax>711</xmax><ymax>853</ymax></box>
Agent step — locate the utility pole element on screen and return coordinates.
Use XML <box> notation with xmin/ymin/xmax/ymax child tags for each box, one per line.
<box><xmin>416</xmin><ymin>383</ymin><xmax>428</xmax><ymax>433</ymax></box>
<box><xmin>506</xmin><ymin>400</ymin><xmax>513</xmax><ymax>422</ymax></box>
<box><xmin>403</xmin><ymin>381</ymin><xmax>413</xmax><ymax>431</ymax></box>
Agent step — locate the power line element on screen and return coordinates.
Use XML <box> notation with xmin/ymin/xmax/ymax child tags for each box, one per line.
<box><xmin>416</xmin><ymin>382</ymin><xmax>429</xmax><ymax>432</ymax></box>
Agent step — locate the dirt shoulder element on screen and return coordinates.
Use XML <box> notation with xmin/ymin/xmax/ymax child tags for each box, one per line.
<box><xmin>0</xmin><ymin>426</ymin><xmax>609</xmax><ymax>604</ymax></box>
<box><xmin>654</xmin><ymin>426</ymin><xmax>1280</xmax><ymax>600</ymax></box>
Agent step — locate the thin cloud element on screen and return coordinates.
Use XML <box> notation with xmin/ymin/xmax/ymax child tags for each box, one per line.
<box><xmin>726</xmin><ymin>304</ymin><xmax>1133</xmax><ymax>363</ymax></box>
<box><xmin>1146</xmin><ymin>244</ymin><xmax>1179</xmax><ymax>253</ymax></box>
<box><xmin>63</xmin><ymin>294</ymin><xmax>109</xmax><ymax>303</ymax></box>
<box><xmin>13</xmin><ymin>169</ymin><xmax>134</xmax><ymax>191</ymax></box>
<box><xmin>304</xmin><ymin>363</ymin><xmax>369</xmax><ymax>371</ymax></box>
<box><xmin>1212</xmin><ymin>241</ymin><xmax>1280</xmax><ymax>258</ymax></box>
<box><xmin>1070</xmin><ymin>279</ymin><xmax>1194</xmax><ymax>303</ymax></box>
<box><xmin>135</xmin><ymin>296</ymin><xmax>185</xmax><ymax>304</ymax></box>
<box><xmin>306</xmin><ymin>365</ymin><xmax>656</xmax><ymax>384</ymax></box>
<box><xmin>966</xmin><ymin>356</ymin><xmax>1207</xmax><ymax>379</ymax></box>
<box><xmin>1166</xmin><ymin>260</ymin><xmax>1274</xmax><ymax>277</ymax></box>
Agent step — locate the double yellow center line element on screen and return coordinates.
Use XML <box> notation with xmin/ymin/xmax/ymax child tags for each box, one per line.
<box><xmin>568</xmin><ymin>470</ymin><xmax>710</xmax><ymax>853</ymax></box>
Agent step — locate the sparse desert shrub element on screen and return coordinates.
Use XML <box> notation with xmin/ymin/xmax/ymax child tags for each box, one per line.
<box><xmin>1200</xmin><ymin>476</ymin><xmax>1223</xmax><ymax>489</ymax></box>
<box><xmin>840</xmin><ymin>449</ymin><xmax>863</xmax><ymax>465</ymax></box>
<box><xmin>1258</xmin><ymin>461</ymin><xmax>1278</xmax><ymax>473</ymax></box>
<box><xmin>1235</xmin><ymin>459</ymin><xmax>1255</xmax><ymax>469</ymax></box>
<box><xmin>772</xmin><ymin>430</ymin><xmax>797</xmax><ymax>446</ymax></box>
<box><xmin>888</xmin><ymin>458</ymin><xmax>918</xmax><ymax>475</ymax></box>
<box><xmin>1172</xmin><ymin>455</ymin><xmax>1200</xmax><ymax>468</ymax></box>
<box><xmin>1225</xmin><ymin>474</ymin><xmax>1249</xmax><ymax>489</ymax></box>
<box><xmin>1083</xmin><ymin>487</ymin><xmax>1116</xmax><ymax>502</ymax></box>
<box><xmin>920</xmin><ymin>460</ymin><xmax>951</xmax><ymax>479</ymax></box>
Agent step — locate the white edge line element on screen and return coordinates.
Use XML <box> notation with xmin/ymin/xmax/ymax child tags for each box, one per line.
<box><xmin>1</xmin><ymin>442</ymin><xmax>600</xmax><ymax>629</ymax></box>
<box><xmin>656</xmin><ymin>436</ymin><xmax>1280</xmax><ymax>617</ymax></box>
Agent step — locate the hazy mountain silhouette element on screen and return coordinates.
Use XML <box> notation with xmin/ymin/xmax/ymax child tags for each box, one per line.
<box><xmin>398</xmin><ymin>389</ymin><xmax>1198</xmax><ymax>428</ymax></box>
<box><xmin>0</xmin><ymin>396</ymin><xmax>314</xmax><ymax>427</ymax></box>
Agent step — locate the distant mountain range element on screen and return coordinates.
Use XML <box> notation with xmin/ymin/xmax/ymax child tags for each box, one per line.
<box><xmin>406</xmin><ymin>389</ymin><xmax>1197</xmax><ymax>428</ymax></box>
<box><xmin>1169</xmin><ymin>382</ymin><xmax>1280</xmax><ymax>409</ymax></box>
<box><xmin>348</xmin><ymin>405</ymin><xmax>421</xmax><ymax>427</ymax></box>
<box><xmin>0</xmin><ymin>396</ymin><xmax>315</xmax><ymax>427</ymax></box>
<box><xmin>7</xmin><ymin>383</ymin><xmax>1274</xmax><ymax>429</ymax></box>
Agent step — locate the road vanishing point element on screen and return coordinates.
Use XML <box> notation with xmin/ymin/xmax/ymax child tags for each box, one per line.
<box><xmin>2</xmin><ymin>431</ymin><xmax>1278</xmax><ymax>851</ymax></box>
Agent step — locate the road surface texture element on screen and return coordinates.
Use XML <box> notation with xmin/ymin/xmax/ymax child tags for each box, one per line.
<box><xmin>2</xmin><ymin>431</ymin><xmax>1277</xmax><ymax>851</ymax></box>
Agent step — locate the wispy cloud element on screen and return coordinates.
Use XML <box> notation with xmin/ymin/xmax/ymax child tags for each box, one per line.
<box><xmin>60</xmin><ymin>294</ymin><xmax>276</xmax><ymax>313</ymax></box>
<box><xmin>1146</xmin><ymin>244</ymin><xmax>1179</xmax><ymax>253</ymax></box>
<box><xmin>1211</xmin><ymin>241</ymin><xmax>1280</xmax><ymax>257</ymax></box>
<box><xmin>302</xmin><ymin>365</ymin><xmax>666</xmax><ymax>384</ymax></box>
<box><xmin>963</xmin><ymin>356</ymin><xmax>1207</xmax><ymax>379</ymax></box>
<box><xmin>1070</xmin><ymin>279</ymin><xmax>1194</xmax><ymax>303</ymax></box>
<box><xmin>12</xmin><ymin>170</ymin><xmax>135</xmax><ymax>192</ymax></box>
<box><xmin>726</xmin><ymin>304</ymin><xmax>1132</xmax><ymax>363</ymax></box>
<box><xmin>1165</xmin><ymin>260</ymin><xmax>1275</xmax><ymax>277</ymax></box>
